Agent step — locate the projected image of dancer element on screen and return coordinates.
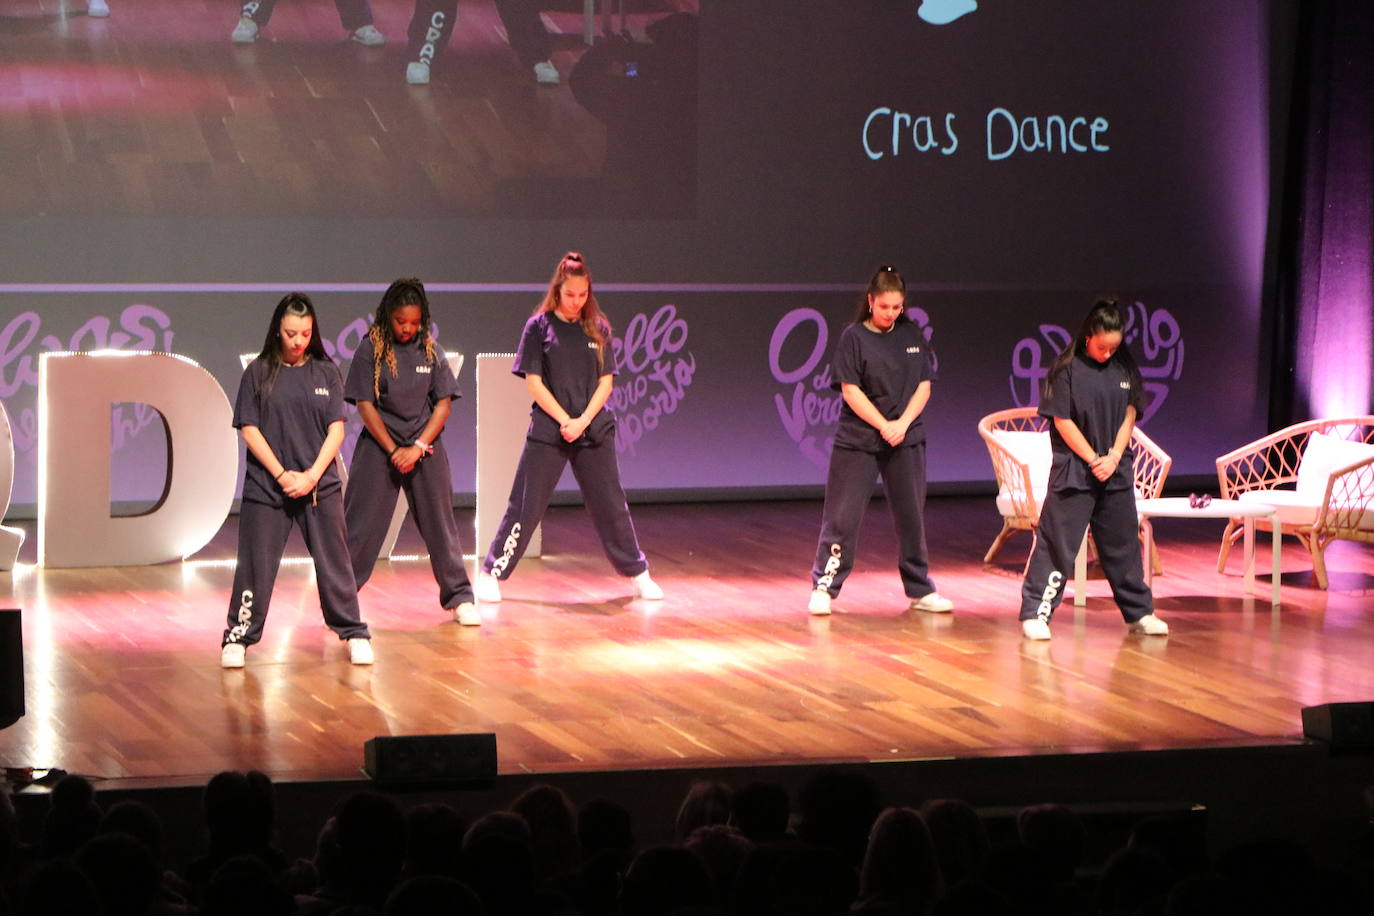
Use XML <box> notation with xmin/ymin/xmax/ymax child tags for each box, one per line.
<box><xmin>221</xmin><ymin>293</ymin><xmax>373</xmax><ymax>669</ymax></box>
<box><xmin>405</xmin><ymin>0</ymin><xmax>560</xmax><ymax>85</ymax></box>
<box><xmin>475</xmin><ymin>252</ymin><xmax>662</xmax><ymax>604</ymax></box>
<box><xmin>807</xmin><ymin>265</ymin><xmax>953</xmax><ymax>618</ymax></box>
<box><xmin>343</xmin><ymin>279</ymin><xmax>479</xmax><ymax>627</ymax></box>
<box><xmin>230</xmin><ymin>0</ymin><xmax>386</xmax><ymax>46</ymax></box>
<box><xmin>1018</xmin><ymin>298</ymin><xmax>1168</xmax><ymax>641</ymax></box>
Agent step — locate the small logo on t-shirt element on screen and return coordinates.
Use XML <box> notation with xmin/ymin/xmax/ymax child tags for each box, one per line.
<box><xmin>1119</xmin><ymin>381</ymin><xmax>1131</xmax><ymax>389</ymax></box>
<box><xmin>314</xmin><ymin>387</ymin><xmax>330</xmax><ymax>396</ymax></box>
<box><xmin>587</xmin><ymin>341</ymin><xmax>598</xmax><ymax>349</ymax></box>
<box><xmin>907</xmin><ymin>346</ymin><xmax>920</xmax><ymax>354</ymax></box>
<box><xmin>415</xmin><ymin>366</ymin><xmax>431</xmax><ymax>374</ymax></box>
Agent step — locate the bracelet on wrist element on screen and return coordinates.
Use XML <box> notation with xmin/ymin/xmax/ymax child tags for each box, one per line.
<box><xmin>388</xmin><ymin>445</ymin><xmax>399</xmax><ymax>457</ymax></box>
<box><xmin>274</xmin><ymin>469</ymin><xmax>287</xmax><ymax>481</ymax></box>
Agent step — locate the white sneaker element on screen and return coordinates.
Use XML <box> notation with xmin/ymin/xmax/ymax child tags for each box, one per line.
<box><xmin>808</xmin><ymin>589</ymin><xmax>832</xmax><ymax>616</ymax></box>
<box><xmin>351</xmin><ymin>24</ymin><xmax>385</xmax><ymax>46</ymax></box>
<box><xmin>911</xmin><ymin>592</ymin><xmax>954</xmax><ymax>613</ymax></box>
<box><xmin>533</xmin><ymin>60</ymin><xmax>560</xmax><ymax>85</ymax></box>
<box><xmin>348</xmin><ymin>637</ymin><xmax>374</xmax><ymax>665</ymax></box>
<box><xmin>632</xmin><ymin>570</ymin><xmax>664</xmax><ymax>600</ymax></box>
<box><xmin>88</xmin><ymin>0</ymin><xmax>110</xmax><ymax>17</ymax></box>
<box><xmin>405</xmin><ymin>61</ymin><xmax>431</xmax><ymax>85</ymax></box>
<box><xmin>475</xmin><ymin>571</ymin><xmax>502</xmax><ymax>603</ymax></box>
<box><xmin>453</xmin><ymin>602</ymin><xmax>481</xmax><ymax>626</ymax></box>
<box><xmin>220</xmin><ymin>643</ymin><xmax>245</xmax><ymax>668</ymax></box>
<box><xmin>231</xmin><ymin>17</ymin><xmax>259</xmax><ymax>43</ymax></box>
<box><xmin>1022</xmin><ymin>618</ymin><xmax>1052</xmax><ymax>641</ymax></box>
<box><xmin>1128</xmin><ymin>614</ymin><xmax>1169</xmax><ymax>636</ymax></box>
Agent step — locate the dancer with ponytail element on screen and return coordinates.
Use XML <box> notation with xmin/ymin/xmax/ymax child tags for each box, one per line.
<box><xmin>475</xmin><ymin>252</ymin><xmax>662</xmax><ymax>603</ymax></box>
<box><xmin>807</xmin><ymin>265</ymin><xmax>953</xmax><ymax>617</ymax></box>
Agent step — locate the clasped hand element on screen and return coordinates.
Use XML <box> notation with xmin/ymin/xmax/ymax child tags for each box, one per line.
<box><xmin>391</xmin><ymin>445</ymin><xmax>422</xmax><ymax>474</ymax></box>
<box><xmin>277</xmin><ymin>469</ymin><xmax>318</xmax><ymax>499</ymax></box>
<box><xmin>879</xmin><ymin>419</ymin><xmax>910</xmax><ymax>447</ymax></box>
<box><xmin>1089</xmin><ymin>452</ymin><xmax>1119</xmax><ymax>482</ymax></box>
<box><xmin>560</xmin><ymin>416</ymin><xmax>590</xmax><ymax>443</ymax></box>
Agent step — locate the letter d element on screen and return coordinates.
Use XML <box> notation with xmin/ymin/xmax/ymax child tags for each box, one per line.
<box><xmin>38</xmin><ymin>352</ymin><xmax>237</xmax><ymax>567</ymax></box>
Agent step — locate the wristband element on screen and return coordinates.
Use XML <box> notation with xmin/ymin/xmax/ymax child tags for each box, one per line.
<box><xmin>274</xmin><ymin>469</ymin><xmax>287</xmax><ymax>481</ymax></box>
<box><xmin>388</xmin><ymin>445</ymin><xmax>399</xmax><ymax>457</ymax></box>
<box><xmin>414</xmin><ymin>439</ymin><xmax>434</xmax><ymax>456</ymax></box>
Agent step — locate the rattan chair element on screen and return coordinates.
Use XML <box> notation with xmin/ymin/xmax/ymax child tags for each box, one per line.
<box><xmin>1215</xmin><ymin>417</ymin><xmax>1374</xmax><ymax>588</ymax></box>
<box><xmin>978</xmin><ymin>407</ymin><xmax>1171</xmax><ymax>567</ymax></box>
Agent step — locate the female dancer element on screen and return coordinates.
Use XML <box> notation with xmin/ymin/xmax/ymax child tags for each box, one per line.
<box><xmin>807</xmin><ymin>266</ymin><xmax>953</xmax><ymax>616</ymax></box>
<box><xmin>222</xmin><ymin>293</ymin><xmax>373</xmax><ymax>668</ymax></box>
<box><xmin>230</xmin><ymin>0</ymin><xmax>385</xmax><ymax>45</ymax></box>
<box><xmin>1018</xmin><ymin>298</ymin><xmax>1168</xmax><ymax>640</ymax></box>
<box><xmin>404</xmin><ymin>0</ymin><xmax>559</xmax><ymax>85</ymax></box>
<box><xmin>475</xmin><ymin>252</ymin><xmax>661</xmax><ymax>602</ymax></box>
<box><xmin>343</xmin><ymin>279</ymin><xmax>479</xmax><ymax>626</ymax></box>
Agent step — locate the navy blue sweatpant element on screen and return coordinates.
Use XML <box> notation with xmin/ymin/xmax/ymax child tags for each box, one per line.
<box><xmin>345</xmin><ymin>436</ymin><xmax>474</xmax><ymax>608</ymax></box>
<box><xmin>811</xmin><ymin>443</ymin><xmax>937</xmax><ymax>600</ymax></box>
<box><xmin>407</xmin><ymin>0</ymin><xmax>551</xmax><ymax>72</ymax></box>
<box><xmin>1019</xmin><ymin>483</ymin><xmax>1152</xmax><ymax>623</ymax></box>
<box><xmin>223</xmin><ymin>492</ymin><xmax>370</xmax><ymax>647</ymax></box>
<box><xmin>483</xmin><ymin>437</ymin><xmax>647</xmax><ymax>580</ymax></box>
<box><xmin>241</xmin><ymin>0</ymin><xmax>374</xmax><ymax>31</ymax></box>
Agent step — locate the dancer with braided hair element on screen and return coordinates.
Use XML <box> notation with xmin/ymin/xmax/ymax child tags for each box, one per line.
<box><xmin>343</xmin><ymin>278</ymin><xmax>479</xmax><ymax>626</ymax></box>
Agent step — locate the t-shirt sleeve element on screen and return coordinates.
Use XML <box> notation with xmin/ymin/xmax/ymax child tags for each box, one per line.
<box><xmin>512</xmin><ymin>316</ymin><xmax>545</xmax><ymax>378</ymax></box>
<box><xmin>1038</xmin><ymin>363</ymin><xmax>1072</xmax><ymax>419</ymax></box>
<box><xmin>232</xmin><ymin>364</ymin><xmax>260</xmax><ymax>429</ymax></box>
<box><xmin>919</xmin><ymin>331</ymin><xmax>937</xmax><ymax>384</ymax></box>
<box><xmin>1123</xmin><ymin>362</ymin><xmax>1144</xmax><ymax>413</ymax></box>
<box><xmin>324</xmin><ymin>363</ymin><xmax>347</xmax><ymax>424</ymax></box>
<box><xmin>599</xmin><ymin>319</ymin><xmax>618</xmax><ymax>378</ymax></box>
<box><xmin>343</xmin><ymin>338</ymin><xmax>375</xmax><ymax>405</ymax></box>
<box><xmin>830</xmin><ymin>327</ymin><xmax>863</xmax><ymax>390</ymax></box>
<box><xmin>430</xmin><ymin>342</ymin><xmax>461</xmax><ymax>401</ymax></box>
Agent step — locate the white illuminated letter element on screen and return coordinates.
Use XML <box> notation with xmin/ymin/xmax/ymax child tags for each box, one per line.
<box><xmin>0</xmin><ymin>401</ymin><xmax>23</xmax><ymax>571</ymax></box>
<box><xmin>38</xmin><ymin>352</ymin><xmax>238</xmax><ymax>567</ymax></box>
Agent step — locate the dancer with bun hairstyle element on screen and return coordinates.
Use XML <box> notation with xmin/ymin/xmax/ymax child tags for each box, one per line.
<box><xmin>808</xmin><ymin>265</ymin><xmax>953</xmax><ymax>617</ymax></box>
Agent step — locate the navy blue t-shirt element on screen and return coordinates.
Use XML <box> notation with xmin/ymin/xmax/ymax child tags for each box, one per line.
<box><xmin>234</xmin><ymin>358</ymin><xmax>347</xmax><ymax>507</ymax></box>
<box><xmin>344</xmin><ymin>336</ymin><xmax>460</xmax><ymax>443</ymax></box>
<box><xmin>513</xmin><ymin>312</ymin><xmax>617</xmax><ymax>446</ymax></box>
<box><xmin>1039</xmin><ymin>351</ymin><xmax>1142</xmax><ymax>490</ymax></box>
<box><xmin>830</xmin><ymin>320</ymin><xmax>936</xmax><ymax>453</ymax></box>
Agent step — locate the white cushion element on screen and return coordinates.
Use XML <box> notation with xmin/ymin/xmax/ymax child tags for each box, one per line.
<box><xmin>1296</xmin><ymin>432</ymin><xmax>1374</xmax><ymax>497</ymax></box>
<box><xmin>990</xmin><ymin>429</ymin><xmax>1051</xmax><ymax>517</ymax></box>
<box><xmin>1237</xmin><ymin>489</ymin><xmax>1320</xmax><ymax>527</ymax></box>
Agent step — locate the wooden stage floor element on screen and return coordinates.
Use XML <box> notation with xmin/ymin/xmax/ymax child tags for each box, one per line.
<box><xmin>2</xmin><ymin>496</ymin><xmax>1373</xmax><ymax>787</ymax></box>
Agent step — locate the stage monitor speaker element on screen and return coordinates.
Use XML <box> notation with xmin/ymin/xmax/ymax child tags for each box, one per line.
<box><xmin>0</xmin><ymin>609</ymin><xmax>23</xmax><ymax>729</ymax></box>
<box><xmin>363</xmin><ymin>733</ymin><xmax>497</xmax><ymax>787</ymax></box>
<box><xmin>1302</xmin><ymin>702</ymin><xmax>1374</xmax><ymax>749</ymax></box>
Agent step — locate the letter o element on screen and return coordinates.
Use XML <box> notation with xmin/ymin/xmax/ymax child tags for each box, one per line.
<box><xmin>768</xmin><ymin>309</ymin><xmax>828</xmax><ymax>385</ymax></box>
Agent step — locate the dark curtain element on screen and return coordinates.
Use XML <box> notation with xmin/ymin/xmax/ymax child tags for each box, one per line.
<box><xmin>1271</xmin><ymin>0</ymin><xmax>1374</xmax><ymax>426</ymax></box>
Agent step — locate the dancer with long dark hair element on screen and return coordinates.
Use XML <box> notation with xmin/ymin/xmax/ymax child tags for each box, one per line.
<box><xmin>222</xmin><ymin>293</ymin><xmax>372</xmax><ymax>668</ymax></box>
<box><xmin>1018</xmin><ymin>297</ymin><xmax>1168</xmax><ymax>640</ymax></box>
